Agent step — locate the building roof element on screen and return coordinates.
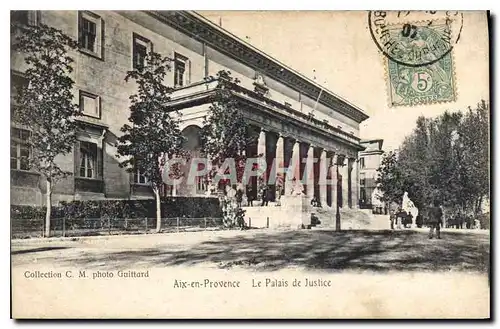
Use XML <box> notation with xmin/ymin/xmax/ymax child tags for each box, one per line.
<box><xmin>360</xmin><ymin>138</ymin><xmax>384</xmax><ymax>144</ymax></box>
<box><xmin>360</xmin><ymin>138</ymin><xmax>384</xmax><ymax>153</ymax></box>
<box><xmin>146</xmin><ymin>10</ymin><xmax>370</xmax><ymax>124</ymax></box>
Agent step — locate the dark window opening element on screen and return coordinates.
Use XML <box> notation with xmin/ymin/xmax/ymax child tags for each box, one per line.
<box><xmin>134</xmin><ymin>168</ymin><xmax>148</xmax><ymax>184</ymax></box>
<box><xmin>133</xmin><ymin>42</ymin><xmax>147</xmax><ymax>69</ymax></box>
<box><xmin>11</xmin><ymin>128</ymin><xmax>30</xmax><ymax>171</ymax></box>
<box><xmin>133</xmin><ymin>34</ymin><xmax>151</xmax><ymax>70</ymax></box>
<box><xmin>79</xmin><ymin>141</ymin><xmax>97</xmax><ymax>178</ymax></box>
<box><xmin>80</xmin><ymin>17</ymin><xmax>96</xmax><ymax>52</ymax></box>
<box><xmin>174</xmin><ymin>59</ymin><xmax>186</xmax><ymax>87</ymax></box>
<box><xmin>359</xmin><ymin>157</ymin><xmax>365</xmax><ymax>169</ymax></box>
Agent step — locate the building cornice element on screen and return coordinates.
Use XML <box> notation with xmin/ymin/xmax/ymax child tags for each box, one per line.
<box><xmin>360</xmin><ymin>150</ymin><xmax>384</xmax><ymax>156</ymax></box>
<box><xmin>145</xmin><ymin>10</ymin><xmax>370</xmax><ymax>124</ymax></box>
<box><xmin>167</xmin><ymin>79</ymin><xmax>364</xmax><ymax>152</ymax></box>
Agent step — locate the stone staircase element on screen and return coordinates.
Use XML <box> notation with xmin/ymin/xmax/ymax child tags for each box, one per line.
<box><xmin>243</xmin><ymin>202</ymin><xmax>390</xmax><ymax>231</ymax></box>
<box><xmin>312</xmin><ymin>207</ymin><xmax>390</xmax><ymax>230</ymax></box>
<box><xmin>242</xmin><ymin>195</ymin><xmax>311</xmax><ymax>229</ymax></box>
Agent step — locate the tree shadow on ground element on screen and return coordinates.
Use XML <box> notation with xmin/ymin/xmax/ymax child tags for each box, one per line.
<box><xmin>11</xmin><ymin>246</ymin><xmax>70</xmax><ymax>255</ymax></box>
<box><xmin>50</xmin><ymin>229</ymin><xmax>489</xmax><ymax>273</ymax></box>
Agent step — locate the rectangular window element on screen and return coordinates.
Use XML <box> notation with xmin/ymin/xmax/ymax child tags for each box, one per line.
<box><xmin>359</xmin><ymin>157</ymin><xmax>365</xmax><ymax>169</ymax></box>
<box><xmin>78</xmin><ymin>11</ymin><xmax>103</xmax><ymax>58</ymax></box>
<box><xmin>79</xmin><ymin>91</ymin><xmax>100</xmax><ymax>118</ymax></box>
<box><xmin>11</xmin><ymin>128</ymin><xmax>30</xmax><ymax>171</ymax></box>
<box><xmin>359</xmin><ymin>172</ymin><xmax>366</xmax><ymax>185</ymax></box>
<box><xmin>11</xmin><ymin>72</ymin><xmax>28</xmax><ymax>115</ymax></box>
<box><xmin>196</xmin><ymin>176</ymin><xmax>207</xmax><ymax>193</ymax></box>
<box><xmin>134</xmin><ymin>168</ymin><xmax>148</xmax><ymax>185</ymax></box>
<box><xmin>79</xmin><ymin>141</ymin><xmax>97</xmax><ymax>178</ymax></box>
<box><xmin>133</xmin><ymin>33</ymin><xmax>152</xmax><ymax>70</ymax></box>
<box><xmin>174</xmin><ymin>53</ymin><xmax>189</xmax><ymax>87</ymax></box>
<box><xmin>195</xmin><ymin>163</ymin><xmax>207</xmax><ymax>193</ymax></box>
<box><xmin>81</xmin><ymin>18</ymin><xmax>96</xmax><ymax>52</ymax></box>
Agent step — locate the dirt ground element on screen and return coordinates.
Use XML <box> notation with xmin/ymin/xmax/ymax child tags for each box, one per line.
<box><xmin>11</xmin><ymin>228</ymin><xmax>490</xmax><ymax>319</ymax></box>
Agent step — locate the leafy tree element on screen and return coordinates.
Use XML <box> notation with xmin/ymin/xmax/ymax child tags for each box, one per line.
<box><xmin>200</xmin><ymin>70</ymin><xmax>251</xmax><ymax>191</ymax></box>
<box><xmin>117</xmin><ymin>51</ymin><xmax>184</xmax><ymax>233</ymax></box>
<box><xmin>426</xmin><ymin>111</ymin><xmax>462</xmax><ymax>207</ymax></box>
<box><xmin>457</xmin><ymin>100</ymin><xmax>490</xmax><ymax>214</ymax></box>
<box><xmin>376</xmin><ymin>100</ymin><xmax>490</xmax><ymax>223</ymax></box>
<box><xmin>12</xmin><ymin>22</ymin><xmax>80</xmax><ymax>237</ymax></box>
<box><xmin>376</xmin><ymin>151</ymin><xmax>405</xmax><ymax>205</ymax></box>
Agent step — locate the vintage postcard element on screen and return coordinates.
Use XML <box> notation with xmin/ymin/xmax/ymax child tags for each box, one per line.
<box><xmin>10</xmin><ymin>10</ymin><xmax>490</xmax><ymax>319</ymax></box>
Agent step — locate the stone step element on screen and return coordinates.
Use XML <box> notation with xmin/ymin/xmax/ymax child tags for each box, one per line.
<box><xmin>311</xmin><ymin>207</ymin><xmax>391</xmax><ymax>230</ymax></box>
<box><xmin>242</xmin><ymin>195</ymin><xmax>313</xmax><ymax>229</ymax></box>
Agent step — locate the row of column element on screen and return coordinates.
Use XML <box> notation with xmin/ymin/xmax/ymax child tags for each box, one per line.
<box><xmin>254</xmin><ymin>128</ymin><xmax>359</xmax><ymax>209</ymax></box>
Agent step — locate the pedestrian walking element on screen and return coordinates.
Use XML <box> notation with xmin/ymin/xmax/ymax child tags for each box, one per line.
<box><xmin>235</xmin><ymin>188</ymin><xmax>243</xmax><ymax>208</ymax></box>
<box><xmin>275</xmin><ymin>184</ymin><xmax>283</xmax><ymax>206</ymax></box>
<box><xmin>260</xmin><ymin>184</ymin><xmax>269</xmax><ymax>206</ymax></box>
<box><xmin>395</xmin><ymin>207</ymin><xmax>406</xmax><ymax>230</ymax></box>
<box><xmin>428</xmin><ymin>201</ymin><xmax>443</xmax><ymax>239</ymax></box>
<box><xmin>247</xmin><ymin>186</ymin><xmax>254</xmax><ymax>206</ymax></box>
<box><xmin>389</xmin><ymin>209</ymin><xmax>396</xmax><ymax>230</ymax></box>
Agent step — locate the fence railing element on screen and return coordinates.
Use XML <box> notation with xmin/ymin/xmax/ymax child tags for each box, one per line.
<box><xmin>11</xmin><ymin>217</ymin><xmax>223</xmax><ymax>239</ymax></box>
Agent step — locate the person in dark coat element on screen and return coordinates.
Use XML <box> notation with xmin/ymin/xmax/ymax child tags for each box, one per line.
<box><xmin>395</xmin><ymin>207</ymin><xmax>406</xmax><ymax>230</ymax></box>
<box><xmin>260</xmin><ymin>185</ymin><xmax>269</xmax><ymax>206</ymax></box>
<box><xmin>235</xmin><ymin>188</ymin><xmax>243</xmax><ymax>208</ymax></box>
<box><xmin>247</xmin><ymin>186</ymin><xmax>254</xmax><ymax>207</ymax></box>
<box><xmin>428</xmin><ymin>201</ymin><xmax>443</xmax><ymax>239</ymax></box>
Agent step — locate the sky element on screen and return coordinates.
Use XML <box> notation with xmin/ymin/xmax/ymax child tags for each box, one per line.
<box><xmin>198</xmin><ymin>11</ymin><xmax>489</xmax><ymax>150</ymax></box>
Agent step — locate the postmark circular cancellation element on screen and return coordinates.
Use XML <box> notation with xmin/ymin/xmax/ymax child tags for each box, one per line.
<box><xmin>368</xmin><ymin>11</ymin><xmax>464</xmax><ymax>107</ymax></box>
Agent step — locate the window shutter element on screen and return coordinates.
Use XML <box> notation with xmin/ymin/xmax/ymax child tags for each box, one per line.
<box><xmin>77</xmin><ymin>14</ymin><xmax>83</xmax><ymax>46</ymax></box>
<box><xmin>98</xmin><ymin>19</ymin><xmax>104</xmax><ymax>57</ymax></box>
<box><xmin>97</xmin><ymin>142</ymin><xmax>103</xmax><ymax>180</ymax></box>
<box><xmin>96</xmin><ymin>96</ymin><xmax>101</xmax><ymax>117</ymax></box>
<box><xmin>132</xmin><ymin>42</ymin><xmax>137</xmax><ymax>69</ymax></box>
<box><xmin>74</xmin><ymin>141</ymin><xmax>81</xmax><ymax>178</ymax></box>
<box><xmin>186</xmin><ymin>59</ymin><xmax>191</xmax><ymax>85</ymax></box>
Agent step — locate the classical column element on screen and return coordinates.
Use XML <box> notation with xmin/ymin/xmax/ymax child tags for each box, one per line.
<box><xmin>319</xmin><ymin>149</ymin><xmax>328</xmax><ymax>207</ymax></box>
<box><xmin>330</xmin><ymin>153</ymin><xmax>338</xmax><ymax>209</ymax></box>
<box><xmin>350</xmin><ymin>157</ymin><xmax>359</xmax><ymax>209</ymax></box>
<box><xmin>305</xmin><ymin>144</ymin><xmax>315</xmax><ymax>200</ymax></box>
<box><xmin>341</xmin><ymin>155</ymin><xmax>349</xmax><ymax>209</ymax></box>
<box><xmin>275</xmin><ymin>134</ymin><xmax>285</xmax><ymax>195</ymax></box>
<box><xmin>286</xmin><ymin>139</ymin><xmax>301</xmax><ymax>195</ymax></box>
<box><xmin>239</xmin><ymin>148</ymin><xmax>247</xmax><ymax>204</ymax></box>
<box><xmin>257</xmin><ymin>129</ymin><xmax>267</xmax><ymax>194</ymax></box>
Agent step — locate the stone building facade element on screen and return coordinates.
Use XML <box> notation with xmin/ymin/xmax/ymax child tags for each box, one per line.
<box><xmin>10</xmin><ymin>10</ymin><xmax>369</xmax><ymax>208</ymax></box>
<box><xmin>358</xmin><ymin>139</ymin><xmax>384</xmax><ymax>209</ymax></box>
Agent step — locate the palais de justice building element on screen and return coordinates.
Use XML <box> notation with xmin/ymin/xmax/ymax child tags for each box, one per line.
<box><xmin>11</xmin><ymin>11</ymin><xmax>369</xmax><ymax>209</ymax></box>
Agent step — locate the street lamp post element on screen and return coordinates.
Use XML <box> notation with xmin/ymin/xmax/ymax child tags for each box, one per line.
<box><xmin>333</xmin><ymin>154</ymin><xmax>346</xmax><ymax>232</ymax></box>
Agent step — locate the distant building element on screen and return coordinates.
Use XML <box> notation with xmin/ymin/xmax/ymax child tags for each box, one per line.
<box><xmin>358</xmin><ymin>139</ymin><xmax>384</xmax><ymax>209</ymax></box>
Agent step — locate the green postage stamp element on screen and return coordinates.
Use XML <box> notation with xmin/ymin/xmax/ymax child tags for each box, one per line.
<box><xmin>373</xmin><ymin>18</ymin><xmax>458</xmax><ymax>107</ymax></box>
<box><xmin>387</xmin><ymin>52</ymin><xmax>456</xmax><ymax>107</ymax></box>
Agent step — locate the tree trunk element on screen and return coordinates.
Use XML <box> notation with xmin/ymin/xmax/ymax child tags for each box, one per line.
<box><xmin>476</xmin><ymin>195</ymin><xmax>483</xmax><ymax>215</ymax></box>
<box><xmin>45</xmin><ymin>179</ymin><xmax>52</xmax><ymax>238</ymax></box>
<box><xmin>153</xmin><ymin>186</ymin><xmax>162</xmax><ymax>233</ymax></box>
